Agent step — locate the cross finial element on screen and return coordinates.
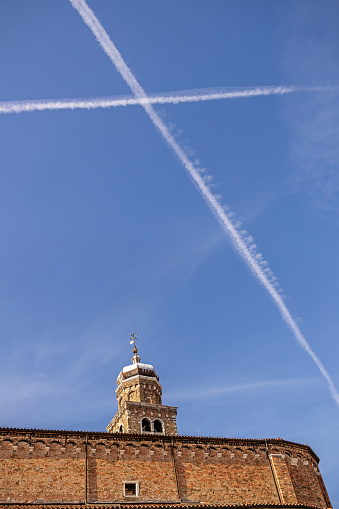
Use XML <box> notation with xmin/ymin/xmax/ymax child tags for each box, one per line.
<box><xmin>130</xmin><ymin>332</ymin><xmax>141</xmax><ymax>364</ymax></box>
<box><xmin>130</xmin><ymin>332</ymin><xmax>138</xmax><ymax>348</ymax></box>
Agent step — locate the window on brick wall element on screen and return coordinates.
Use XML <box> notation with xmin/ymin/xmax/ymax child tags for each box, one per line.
<box><xmin>141</xmin><ymin>418</ymin><xmax>151</xmax><ymax>432</ymax></box>
<box><xmin>123</xmin><ymin>482</ymin><xmax>139</xmax><ymax>497</ymax></box>
<box><xmin>154</xmin><ymin>419</ymin><xmax>163</xmax><ymax>433</ymax></box>
<box><xmin>128</xmin><ymin>390</ymin><xmax>136</xmax><ymax>401</ymax></box>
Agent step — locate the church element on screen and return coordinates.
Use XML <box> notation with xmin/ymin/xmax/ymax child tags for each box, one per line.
<box><xmin>0</xmin><ymin>337</ymin><xmax>332</xmax><ymax>508</ymax></box>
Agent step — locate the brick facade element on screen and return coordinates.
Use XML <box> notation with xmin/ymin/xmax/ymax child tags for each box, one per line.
<box><xmin>0</xmin><ymin>348</ymin><xmax>332</xmax><ymax>508</ymax></box>
<box><xmin>0</xmin><ymin>428</ymin><xmax>331</xmax><ymax>507</ymax></box>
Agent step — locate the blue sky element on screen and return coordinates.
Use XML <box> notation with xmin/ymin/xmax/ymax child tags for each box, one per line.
<box><xmin>1</xmin><ymin>0</ymin><xmax>339</xmax><ymax>505</ymax></box>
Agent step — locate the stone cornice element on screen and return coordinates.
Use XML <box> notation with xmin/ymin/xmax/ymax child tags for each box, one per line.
<box><xmin>116</xmin><ymin>374</ymin><xmax>162</xmax><ymax>393</ymax></box>
<box><xmin>0</xmin><ymin>503</ymin><xmax>327</xmax><ymax>509</ymax></box>
<box><xmin>0</xmin><ymin>427</ymin><xmax>319</xmax><ymax>463</ymax></box>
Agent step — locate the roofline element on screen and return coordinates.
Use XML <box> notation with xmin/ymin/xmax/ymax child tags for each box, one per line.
<box><xmin>125</xmin><ymin>401</ymin><xmax>177</xmax><ymax>410</ymax></box>
<box><xmin>0</xmin><ymin>426</ymin><xmax>320</xmax><ymax>462</ymax></box>
<box><xmin>116</xmin><ymin>374</ymin><xmax>162</xmax><ymax>392</ymax></box>
<box><xmin>0</xmin><ymin>503</ymin><xmax>327</xmax><ymax>509</ymax></box>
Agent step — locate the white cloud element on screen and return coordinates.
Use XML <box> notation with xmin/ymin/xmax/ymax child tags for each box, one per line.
<box><xmin>167</xmin><ymin>377</ymin><xmax>319</xmax><ymax>402</ymax></box>
<box><xmin>0</xmin><ymin>305</ymin><xmax>152</xmax><ymax>428</ymax></box>
<box><xmin>282</xmin><ymin>1</ymin><xmax>339</xmax><ymax>212</ymax></box>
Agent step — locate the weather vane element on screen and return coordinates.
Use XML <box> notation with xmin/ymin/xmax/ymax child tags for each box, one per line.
<box><xmin>129</xmin><ymin>332</ymin><xmax>138</xmax><ymax>348</ymax></box>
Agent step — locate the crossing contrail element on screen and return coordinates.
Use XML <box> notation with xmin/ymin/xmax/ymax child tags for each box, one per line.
<box><xmin>1</xmin><ymin>85</ymin><xmax>337</xmax><ymax>115</ymax></box>
<box><xmin>69</xmin><ymin>0</ymin><xmax>339</xmax><ymax>408</ymax></box>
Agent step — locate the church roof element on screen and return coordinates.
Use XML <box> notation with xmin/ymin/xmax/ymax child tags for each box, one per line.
<box><xmin>117</xmin><ymin>362</ymin><xmax>160</xmax><ymax>384</ymax></box>
<box><xmin>123</xmin><ymin>362</ymin><xmax>154</xmax><ymax>373</ymax></box>
<box><xmin>0</xmin><ymin>503</ymin><xmax>326</xmax><ymax>509</ymax></box>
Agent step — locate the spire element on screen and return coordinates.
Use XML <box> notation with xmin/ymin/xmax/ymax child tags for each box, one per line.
<box><xmin>130</xmin><ymin>332</ymin><xmax>140</xmax><ymax>364</ymax></box>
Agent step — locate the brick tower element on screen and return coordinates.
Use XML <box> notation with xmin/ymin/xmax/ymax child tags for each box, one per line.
<box><xmin>106</xmin><ymin>334</ymin><xmax>178</xmax><ymax>435</ymax></box>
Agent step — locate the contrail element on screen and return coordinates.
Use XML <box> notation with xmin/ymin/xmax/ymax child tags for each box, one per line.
<box><xmin>1</xmin><ymin>85</ymin><xmax>337</xmax><ymax>115</ymax></box>
<box><xmin>69</xmin><ymin>0</ymin><xmax>339</xmax><ymax>408</ymax></box>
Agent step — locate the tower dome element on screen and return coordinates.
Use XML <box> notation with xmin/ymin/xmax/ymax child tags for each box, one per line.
<box><xmin>117</xmin><ymin>359</ymin><xmax>160</xmax><ymax>386</ymax></box>
<box><xmin>116</xmin><ymin>343</ymin><xmax>162</xmax><ymax>408</ymax></box>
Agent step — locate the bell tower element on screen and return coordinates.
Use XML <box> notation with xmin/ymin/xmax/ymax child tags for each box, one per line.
<box><xmin>106</xmin><ymin>334</ymin><xmax>178</xmax><ymax>435</ymax></box>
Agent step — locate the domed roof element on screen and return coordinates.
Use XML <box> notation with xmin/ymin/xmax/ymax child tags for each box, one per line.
<box><xmin>117</xmin><ymin>362</ymin><xmax>159</xmax><ymax>385</ymax></box>
<box><xmin>116</xmin><ymin>335</ymin><xmax>160</xmax><ymax>386</ymax></box>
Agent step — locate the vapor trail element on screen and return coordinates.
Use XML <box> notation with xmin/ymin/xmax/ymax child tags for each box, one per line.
<box><xmin>1</xmin><ymin>85</ymin><xmax>337</xmax><ymax>115</ymax></box>
<box><xmin>69</xmin><ymin>0</ymin><xmax>339</xmax><ymax>407</ymax></box>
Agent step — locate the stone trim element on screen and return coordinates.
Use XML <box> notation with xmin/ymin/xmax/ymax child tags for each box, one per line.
<box><xmin>0</xmin><ymin>503</ymin><xmax>329</xmax><ymax>508</ymax></box>
<box><xmin>0</xmin><ymin>427</ymin><xmax>320</xmax><ymax>463</ymax></box>
<box><xmin>116</xmin><ymin>374</ymin><xmax>162</xmax><ymax>390</ymax></box>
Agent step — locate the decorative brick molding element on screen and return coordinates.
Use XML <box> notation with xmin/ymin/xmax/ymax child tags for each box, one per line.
<box><xmin>0</xmin><ymin>428</ymin><xmax>331</xmax><ymax>508</ymax></box>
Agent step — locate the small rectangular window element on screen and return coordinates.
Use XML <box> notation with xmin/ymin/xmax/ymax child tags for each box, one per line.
<box><xmin>123</xmin><ymin>482</ymin><xmax>139</xmax><ymax>497</ymax></box>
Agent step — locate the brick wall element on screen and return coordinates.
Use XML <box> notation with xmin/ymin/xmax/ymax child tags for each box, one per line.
<box><xmin>285</xmin><ymin>450</ymin><xmax>332</xmax><ymax>507</ymax></box>
<box><xmin>0</xmin><ymin>428</ymin><xmax>331</xmax><ymax>507</ymax></box>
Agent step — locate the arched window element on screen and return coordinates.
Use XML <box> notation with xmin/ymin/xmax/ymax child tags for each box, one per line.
<box><xmin>128</xmin><ymin>390</ymin><xmax>136</xmax><ymax>401</ymax></box>
<box><xmin>119</xmin><ymin>424</ymin><xmax>123</xmax><ymax>433</ymax></box>
<box><xmin>141</xmin><ymin>418</ymin><xmax>151</xmax><ymax>432</ymax></box>
<box><xmin>153</xmin><ymin>419</ymin><xmax>163</xmax><ymax>433</ymax></box>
